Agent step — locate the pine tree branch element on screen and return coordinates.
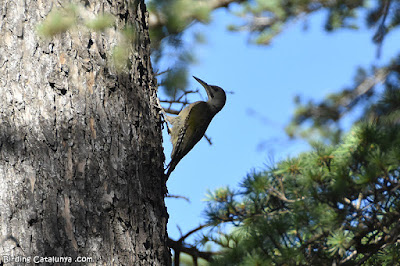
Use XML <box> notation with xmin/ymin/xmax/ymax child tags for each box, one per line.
<box><xmin>166</xmin><ymin>194</ymin><xmax>191</xmax><ymax>202</ymax></box>
<box><xmin>269</xmin><ymin>186</ymin><xmax>305</xmax><ymax>203</ymax></box>
<box><xmin>168</xmin><ymin>238</ymin><xmax>215</xmax><ymax>261</ymax></box>
<box><xmin>373</xmin><ymin>0</ymin><xmax>392</xmax><ymax>57</ymax></box>
<box><xmin>168</xmin><ymin>224</ymin><xmax>216</xmax><ymax>263</ymax></box>
<box><xmin>340</xmin><ymin>250</ymin><xmax>358</xmax><ymax>264</ymax></box>
<box><xmin>340</xmin><ymin>67</ymin><xmax>389</xmax><ymax>110</ymax></box>
<box><xmin>179</xmin><ymin>224</ymin><xmax>208</xmax><ymax>242</ymax></box>
<box><xmin>149</xmin><ymin>0</ymin><xmax>246</xmax><ymax>29</ymax></box>
<box><xmin>299</xmin><ymin>231</ymin><xmax>330</xmax><ymax>252</ymax></box>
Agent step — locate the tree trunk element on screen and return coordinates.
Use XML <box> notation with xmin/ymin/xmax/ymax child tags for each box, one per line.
<box><xmin>0</xmin><ymin>0</ymin><xmax>170</xmax><ymax>265</ymax></box>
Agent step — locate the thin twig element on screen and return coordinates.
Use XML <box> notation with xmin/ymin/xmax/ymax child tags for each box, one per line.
<box><xmin>166</xmin><ymin>194</ymin><xmax>191</xmax><ymax>203</ymax></box>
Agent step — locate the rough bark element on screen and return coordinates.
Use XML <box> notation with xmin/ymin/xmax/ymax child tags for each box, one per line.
<box><xmin>0</xmin><ymin>0</ymin><xmax>169</xmax><ymax>265</ymax></box>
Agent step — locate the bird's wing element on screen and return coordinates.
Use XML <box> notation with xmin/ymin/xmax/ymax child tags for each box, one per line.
<box><xmin>183</xmin><ymin>102</ymin><xmax>212</xmax><ymax>154</ymax></box>
<box><xmin>167</xmin><ymin>102</ymin><xmax>212</xmax><ymax>176</ymax></box>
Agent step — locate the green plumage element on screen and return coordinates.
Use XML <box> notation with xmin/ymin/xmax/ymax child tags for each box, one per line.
<box><xmin>166</xmin><ymin>101</ymin><xmax>215</xmax><ymax>177</ymax></box>
<box><xmin>164</xmin><ymin>76</ymin><xmax>226</xmax><ymax>178</ymax></box>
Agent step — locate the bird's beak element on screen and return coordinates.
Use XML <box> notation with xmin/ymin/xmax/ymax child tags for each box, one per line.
<box><xmin>193</xmin><ymin>76</ymin><xmax>208</xmax><ymax>87</ymax></box>
<box><xmin>193</xmin><ymin>76</ymin><xmax>213</xmax><ymax>98</ymax></box>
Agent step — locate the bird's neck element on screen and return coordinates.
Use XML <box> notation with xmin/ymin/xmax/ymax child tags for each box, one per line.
<box><xmin>207</xmin><ymin>98</ymin><xmax>224</xmax><ymax>114</ymax></box>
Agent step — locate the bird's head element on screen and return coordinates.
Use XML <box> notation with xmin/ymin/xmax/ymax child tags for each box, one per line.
<box><xmin>193</xmin><ymin>76</ymin><xmax>226</xmax><ymax>113</ymax></box>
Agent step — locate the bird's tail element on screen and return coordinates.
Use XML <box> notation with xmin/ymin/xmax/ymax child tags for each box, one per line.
<box><xmin>165</xmin><ymin>159</ymin><xmax>177</xmax><ymax>179</ymax></box>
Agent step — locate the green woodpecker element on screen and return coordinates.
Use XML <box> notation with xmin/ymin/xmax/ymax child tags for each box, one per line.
<box><xmin>165</xmin><ymin>76</ymin><xmax>226</xmax><ymax>178</ymax></box>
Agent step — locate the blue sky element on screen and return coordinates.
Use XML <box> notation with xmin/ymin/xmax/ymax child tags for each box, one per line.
<box><xmin>157</xmin><ymin>8</ymin><xmax>400</xmax><ymax>243</ymax></box>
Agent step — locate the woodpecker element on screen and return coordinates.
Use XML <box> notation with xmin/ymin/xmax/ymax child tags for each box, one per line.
<box><xmin>165</xmin><ymin>76</ymin><xmax>226</xmax><ymax>178</ymax></box>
